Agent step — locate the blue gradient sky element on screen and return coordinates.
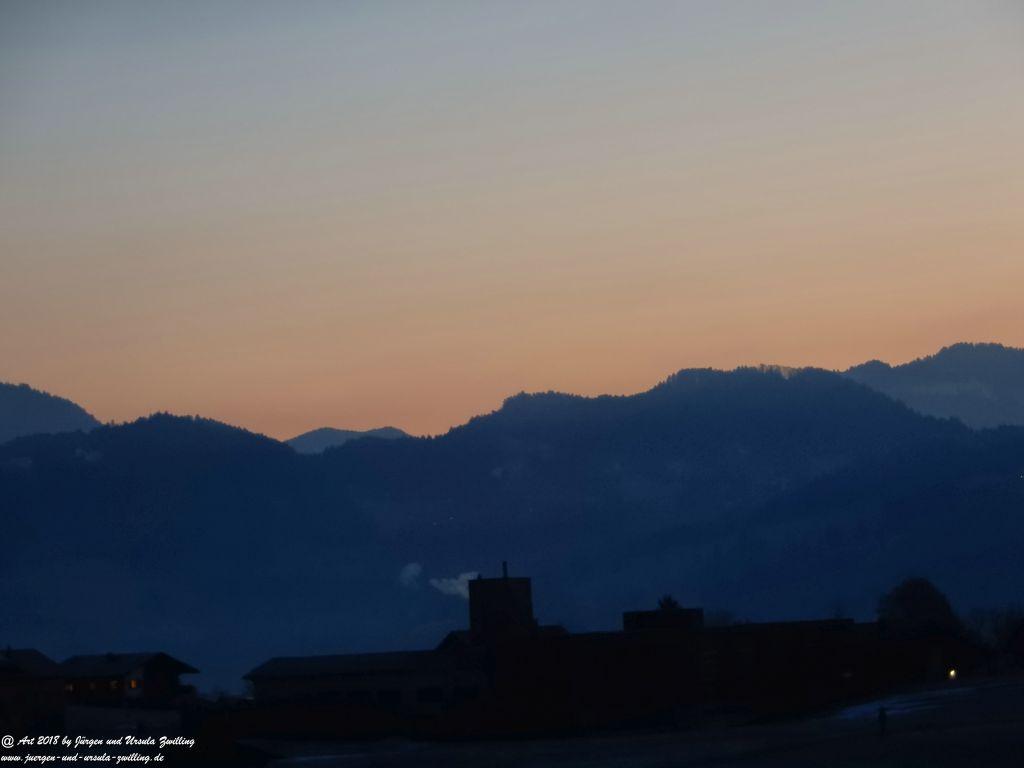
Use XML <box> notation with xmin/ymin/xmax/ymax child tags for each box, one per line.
<box><xmin>2</xmin><ymin>1</ymin><xmax>1022</xmax><ymax>437</ymax></box>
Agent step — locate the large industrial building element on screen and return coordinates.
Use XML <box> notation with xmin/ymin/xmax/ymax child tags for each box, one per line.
<box><xmin>241</xmin><ymin>564</ymin><xmax>973</xmax><ymax>737</ymax></box>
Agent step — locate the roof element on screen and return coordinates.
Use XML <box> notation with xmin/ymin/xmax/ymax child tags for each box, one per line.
<box><xmin>245</xmin><ymin>650</ymin><xmax>436</xmax><ymax>680</ymax></box>
<box><xmin>60</xmin><ymin>652</ymin><xmax>198</xmax><ymax>678</ymax></box>
<box><xmin>0</xmin><ymin>649</ymin><xmax>60</xmax><ymax>678</ymax></box>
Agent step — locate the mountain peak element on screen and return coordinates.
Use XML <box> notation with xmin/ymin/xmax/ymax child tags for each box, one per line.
<box><xmin>844</xmin><ymin>341</ymin><xmax>1024</xmax><ymax>428</ymax></box>
<box><xmin>286</xmin><ymin>425</ymin><xmax>409</xmax><ymax>454</ymax></box>
<box><xmin>0</xmin><ymin>382</ymin><xmax>100</xmax><ymax>445</ymax></box>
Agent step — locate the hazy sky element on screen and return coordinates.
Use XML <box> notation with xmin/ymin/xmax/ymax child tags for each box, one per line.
<box><xmin>2</xmin><ymin>1</ymin><xmax>1022</xmax><ymax>438</ymax></box>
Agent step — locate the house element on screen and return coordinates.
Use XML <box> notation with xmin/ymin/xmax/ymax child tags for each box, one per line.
<box><xmin>61</xmin><ymin>652</ymin><xmax>198</xmax><ymax>706</ymax></box>
<box><xmin>0</xmin><ymin>648</ymin><xmax>64</xmax><ymax>730</ymax></box>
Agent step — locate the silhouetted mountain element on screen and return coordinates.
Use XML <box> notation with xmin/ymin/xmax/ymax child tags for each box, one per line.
<box><xmin>287</xmin><ymin>426</ymin><xmax>409</xmax><ymax>454</ymax></box>
<box><xmin>2</xmin><ymin>368</ymin><xmax>1022</xmax><ymax>692</ymax></box>
<box><xmin>0</xmin><ymin>382</ymin><xmax>100</xmax><ymax>445</ymax></box>
<box><xmin>845</xmin><ymin>342</ymin><xmax>1024</xmax><ymax>428</ymax></box>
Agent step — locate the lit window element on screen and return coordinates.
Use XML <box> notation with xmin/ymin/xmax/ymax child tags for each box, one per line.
<box><xmin>130</xmin><ymin>679</ymin><xmax>138</xmax><ymax>689</ymax></box>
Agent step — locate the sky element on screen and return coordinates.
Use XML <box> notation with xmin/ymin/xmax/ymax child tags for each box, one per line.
<box><xmin>1</xmin><ymin>1</ymin><xmax>1022</xmax><ymax>439</ymax></box>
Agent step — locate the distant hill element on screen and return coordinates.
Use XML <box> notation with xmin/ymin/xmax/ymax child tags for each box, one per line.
<box><xmin>0</xmin><ymin>382</ymin><xmax>100</xmax><ymax>445</ymax></box>
<box><xmin>844</xmin><ymin>342</ymin><xmax>1024</xmax><ymax>428</ymax></box>
<box><xmin>287</xmin><ymin>426</ymin><xmax>409</xmax><ymax>454</ymax></box>
<box><xmin>9</xmin><ymin>366</ymin><xmax>1022</xmax><ymax>693</ymax></box>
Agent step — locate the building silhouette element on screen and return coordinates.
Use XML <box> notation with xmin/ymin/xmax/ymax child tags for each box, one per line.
<box><xmin>61</xmin><ymin>652</ymin><xmax>198</xmax><ymax>707</ymax></box>
<box><xmin>241</xmin><ymin>564</ymin><xmax>977</xmax><ymax>738</ymax></box>
<box><xmin>0</xmin><ymin>568</ymin><xmax>986</xmax><ymax>747</ymax></box>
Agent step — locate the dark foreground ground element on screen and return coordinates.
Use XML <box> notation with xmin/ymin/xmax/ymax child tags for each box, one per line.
<box><xmin>252</xmin><ymin>678</ymin><xmax>1024</xmax><ymax>767</ymax></box>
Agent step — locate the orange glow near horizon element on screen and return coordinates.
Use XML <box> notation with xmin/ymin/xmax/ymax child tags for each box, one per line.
<box><xmin>1</xmin><ymin>2</ymin><xmax>1022</xmax><ymax>439</ymax></box>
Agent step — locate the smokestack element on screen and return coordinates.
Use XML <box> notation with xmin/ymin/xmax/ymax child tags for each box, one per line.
<box><xmin>502</xmin><ymin>561</ymin><xmax>509</xmax><ymax>579</ymax></box>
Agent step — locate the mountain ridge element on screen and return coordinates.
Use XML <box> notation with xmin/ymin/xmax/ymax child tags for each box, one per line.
<box><xmin>4</xmin><ymin>341</ymin><xmax>1021</xmax><ymax>445</ymax></box>
<box><xmin>0</xmin><ymin>382</ymin><xmax>100</xmax><ymax>446</ymax></box>
<box><xmin>287</xmin><ymin>425</ymin><xmax>409</xmax><ymax>454</ymax></box>
<box><xmin>843</xmin><ymin>342</ymin><xmax>1024</xmax><ymax>428</ymax></box>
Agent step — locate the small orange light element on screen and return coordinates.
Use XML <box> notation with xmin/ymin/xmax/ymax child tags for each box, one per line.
<box><xmin>130</xmin><ymin>679</ymin><xmax>138</xmax><ymax>689</ymax></box>
<box><xmin>948</xmin><ymin>668</ymin><xmax>957</xmax><ymax>681</ymax></box>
